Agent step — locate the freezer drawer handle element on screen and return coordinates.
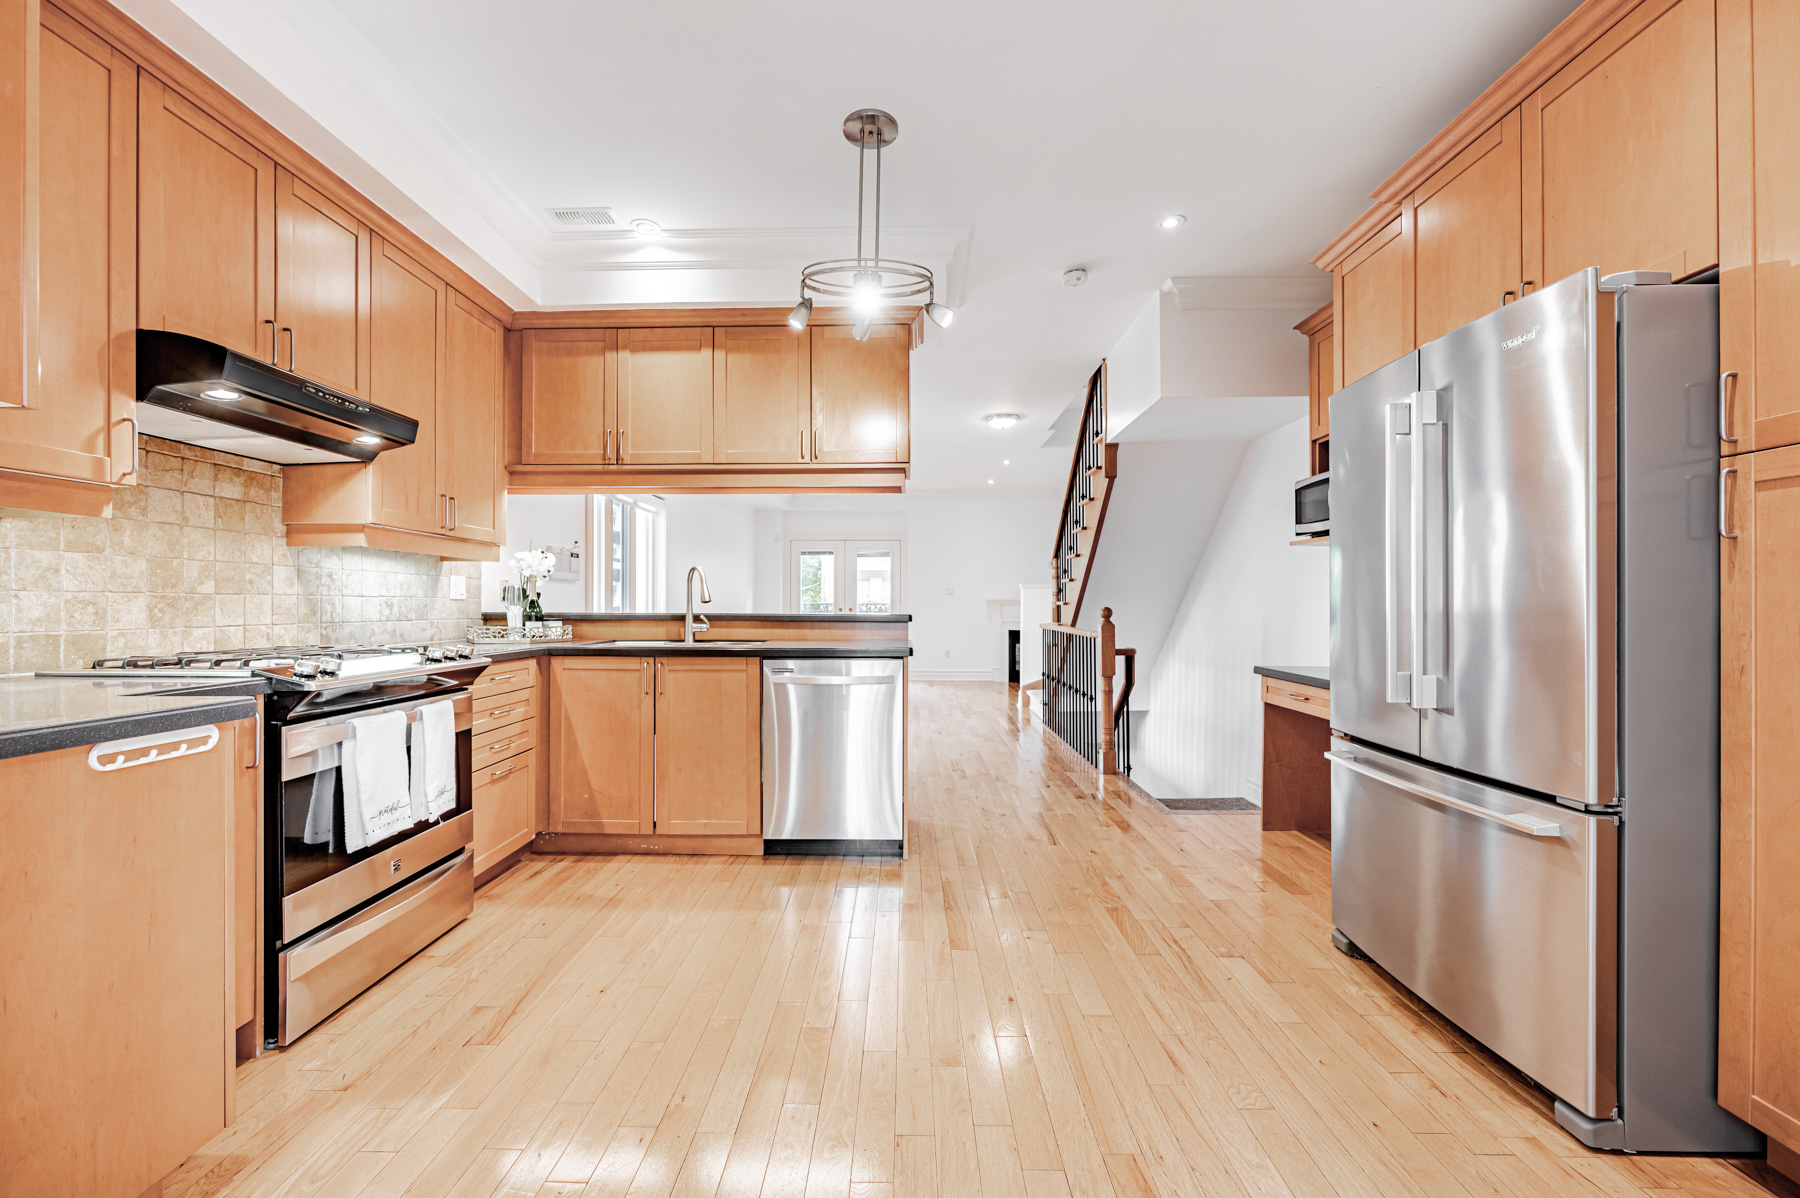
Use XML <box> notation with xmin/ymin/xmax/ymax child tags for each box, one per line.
<box><xmin>768</xmin><ymin>676</ymin><xmax>898</xmax><ymax>686</ymax></box>
<box><xmin>1326</xmin><ymin>752</ymin><xmax>1563</xmax><ymax>837</ymax></box>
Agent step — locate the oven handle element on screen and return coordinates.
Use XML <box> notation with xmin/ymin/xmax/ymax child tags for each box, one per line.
<box><xmin>283</xmin><ymin>694</ymin><xmax>471</xmax><ymax>761</ymax></box>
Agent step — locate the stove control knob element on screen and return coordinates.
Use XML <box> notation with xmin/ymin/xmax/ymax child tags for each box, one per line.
<box><xmin>292</xmin><ymin>660</ymin><xmax>322</xmax><ymax>679</ymax></box>
<box><xmin>315</xmin><ymin>658</ymin><xmax>340</xmax><ymax>676</ymax></box>
<box><xmin>425</xmin><ymin>647</ymin><xmax>446</xmax><ymax>662</ymax></box>
<box><xmin>453</xmin><ymin>645</ymin><xmax>474</xmax><ymax>659</ymax></box>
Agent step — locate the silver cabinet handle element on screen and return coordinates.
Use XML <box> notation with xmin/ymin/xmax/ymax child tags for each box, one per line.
<box><xmin>480</xmin><ymin>672</ymin><xmax>520</xmax><ymax>688</ymax></box>
<box><xmin>656</xmin><ymin>660</ymin><xmax>663</xmax><ymax>695</ymax></box>
<box><xmin>485</xmin><ymin>705</ymin><xmax>518</xmax><ymax>720</ymax></box>
<box><xmin>606</xmin><ymin>428</ymin><xmax>614</xmax><ymax>462</ymax></box>
<box><xmin>89</xmin><ymin>725</ymin><xmax>219</xmax><ymax>771</ymax></box>
<box><xmin>1384</xmin><ymin>398</ymin><xmax>1412</xmax><ymax>706</ymax></box>
<box><xmin>1720</xmin><ymin>370</ymin><xmax>1740</xmax><ymax>445</ymax></box>
<box><xmin>488</xmin><ymin>763</ymin><xmax>518</xmax><ymax>779</ymax></box>
<box><xmin>642</xmin><ymin>660</ymin><xmax>649</xmax><ymax>693</ymax></box>
<box><xmin>1720</xmin><ymin>466</ymin><xmax>1739</xmax><ymax>540</ymax></box>
<box><xmin>1326</xmin><ymin>752</ymin><xmax>1563</xmax><ymax>837</ymax></box>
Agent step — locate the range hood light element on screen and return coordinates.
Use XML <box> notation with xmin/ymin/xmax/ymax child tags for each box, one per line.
<box><xmin>202</xmin><ymin>388</ymin><xmax>242</xmax><ymax>401</ymax></box>
<box><xmin>353</xmin><ymin>435</ymin><xmax>382</xmax><ymax>445</ymax></box>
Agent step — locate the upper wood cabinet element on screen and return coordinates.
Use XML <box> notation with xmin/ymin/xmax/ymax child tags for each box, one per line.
<box><xmin>1719</xmin><ymin>0</ymin><xmax>1800</xmax><ymax>455</ymax></box>
<box><xmin>1522</xmin><ymin>0</ymin><xmax>1718</xmax><ymax>291</ymax></box>
<box><xmin>618</xmin><ymin>326</ymin><xmax>713</xmax><ymax>465</ymax></box>
<box><xmin>715</xmin><ymin>324</ymin><xmax>809</xmax><ymax>464</ymax></box>
<box><xmin>653</xmin><ymin>658</ymin><xmax>759</xmax><ymax>836</ymax></box>
<box><xmin>0</xmin><ymin>0</ymin><xmax>37</xmax><ymax>414</ymax></box>
<box><xmin>1334</xmin><ymin>216</ymin><xmax>1410</xmax><ymax>388</ymax></box>
<box><xmin>1412</xmin><ymin>109</ymin><xmax>1523</xmax><ymax>346</ymax></box>
<box><xmin>139</xmin><ymin>72</ymin><xmax>275</xmax><ymax>362</ymax></box>
<box><xmin>0</xmin><ymin>2</ymin><xmax>133</xmax><ymax>513</ymax></box>
<box><xmin>369</xmin><ymin>237</ymin><xmax>446</xmax><ymax>535</ymax></box>
<box><xmin>520</xmin><ymin>328</ymin><xmax>615</xmax><ymax>464</ymax></box>
<box><xmin>274</xmin><ymin>166</ymin><xmax>369</xmax><ymax>397</ymax></box>
<box><xmin>441</xmin><ymin>289</ymin><xmax>503</xmax><ymax>544</ymax></box>
<box><xmin>1294</xmin><ymin>302</ymin><xmax>1333</xmax><ymax>473</ymax></box>
<box><xmin>549</xmin><ymin>657</ymin><xmax>652</xmax><ymax>835</ymax></box>
<box><xmin>810</xmin><ymin>322</ymin><xmax>910</xmax><ymax>463</ymax></box>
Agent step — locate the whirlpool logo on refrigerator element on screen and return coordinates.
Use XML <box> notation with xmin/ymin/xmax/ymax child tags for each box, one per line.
<box><xmin>1501</xmin><ymin>326</ymin><xmax>1540</xmax><ymax>350</ymax></box>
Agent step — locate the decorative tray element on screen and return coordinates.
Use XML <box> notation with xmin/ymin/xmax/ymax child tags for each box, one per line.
<box><xmin>466</xmin><ymin>624</ymin><xmax>573</xmax><ymax>643</ymax></box>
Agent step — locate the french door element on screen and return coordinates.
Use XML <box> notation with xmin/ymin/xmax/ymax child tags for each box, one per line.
<box><xmin>788</xmin><ymin>540</ymin><xmax>902</xmax><ymax>614</ymax></box>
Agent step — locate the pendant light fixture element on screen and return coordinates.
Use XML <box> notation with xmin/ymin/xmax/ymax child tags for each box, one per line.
<box><xmin>790</xmin><ymin>109</ymin><xmax>955</xmax><ymax>340</ymax></box>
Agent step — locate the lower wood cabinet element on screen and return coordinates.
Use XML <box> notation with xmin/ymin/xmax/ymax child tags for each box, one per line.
<box><xmin>1719</xmin><ymin>444</ymin><xmax>1800</xmax><ymax>1153</ymax></box>
<box><xmin>548</xmin><ymin>656</ymin><xmax>760</xmax><ymax>842</ymax></box>
<box><xmin>474</xmin><ymin>748</ymin><xmax>535</xmax><ymax>876</ymax></box>
<box><xmin>0</xmin><ymin>720</ymin><xmax>240</xmax><ymax>1197</ymax></box>
<box><xmin>471</xmin><ymin>658</ymin><xmax>538</xmax><ymax>879</ymax></box>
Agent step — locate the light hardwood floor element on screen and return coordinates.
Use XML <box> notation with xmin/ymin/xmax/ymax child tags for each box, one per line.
<box><xmin>170</xmin><ymin>682</ymin><xmax>1790</xmax><ymax>1198</ymax></box>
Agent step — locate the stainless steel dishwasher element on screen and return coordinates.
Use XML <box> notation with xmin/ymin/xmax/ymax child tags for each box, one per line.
<box><xmin>762</xmin><ymin>658</ymin><xmax>904</xmax><ymax>855</ymax></box>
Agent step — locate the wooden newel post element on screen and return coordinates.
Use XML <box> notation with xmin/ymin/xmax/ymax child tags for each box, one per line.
<box><xmin>1099</xmin><ymin>607</ymin><xmax>1117</xmax><ymax>774</ymax></box>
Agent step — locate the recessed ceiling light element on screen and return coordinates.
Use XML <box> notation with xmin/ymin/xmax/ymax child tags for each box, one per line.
<box><xmin>630</xmin><ymin>218</ymin><xmax>662</xmax><ymax>238</ymax></box>
<box><xmin>1003</xmin><ymin>459</ymin><xmax>1011</xmax><ymax>465</ymax></box>
<box><xmin>1159</xmin><ymin>214</ymin><xmax>1187</xmax><ymax>229</ymax></box>
<box><xmin>987</xmin><ymin>479</ymin><xmax>995</xmax><ymax>485</ymax></box>
<box><xmin>353</xmin><ymin>435</ymin><xmax>382</xmax><ymax>445</ymax></box>
<box><xmin>984</xmin><ymin>413</ymin><xmax>1021</xmax><ymax>430</ymax></box>
<box><xmin>201</xmin><ymin>388</ymin><xmax>241</xmax><ymax>401</ymax></box>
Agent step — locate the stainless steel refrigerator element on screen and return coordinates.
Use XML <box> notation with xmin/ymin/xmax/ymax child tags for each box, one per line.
<box><xmin>1328</xmin><ymin>268</ymin><xmax>1759</xmax><ymax>1152</ymax></box>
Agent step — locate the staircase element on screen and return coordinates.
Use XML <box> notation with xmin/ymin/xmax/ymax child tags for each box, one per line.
<box><xmin>1052</xmin><ymin>364</ymin><xmax>1118</xmax><ymax>625</ymax></box>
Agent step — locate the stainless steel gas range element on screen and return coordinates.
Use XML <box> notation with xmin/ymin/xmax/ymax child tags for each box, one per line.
<box><xmin>45</xmin><ymin>643</ymin><xmax>492</xmax><ymax>1045</ymax></box>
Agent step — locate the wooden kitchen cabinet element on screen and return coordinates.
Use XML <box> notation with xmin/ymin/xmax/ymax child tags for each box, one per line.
<box><xmin>549</xmin><ymin>657</ymin><xmax>653</xmax><ymax>834</ymax></box>
<box><xmin>0</xmin><ymin>0</ymin><xmax>36</xmax><ymax>416</ymax></box>
<box><xmin>1334</xmin><ymin>215</ymin><xmax>1411</xmax><ymax>388</ymax></box>
<box><xmin>653</xmin><ymin>657</ymin><xmax>760</xmax><ymax>836</ymax></box>
<box><xmin>715</xmin><ymin>324</ymin><xmax>810</xmax><ymax>464</ymax></box>
<box><xmin>1522</xmin><ymin>0</ymin><xmax>1717</xmax><ymax>292</ymax></box>
<box><xmin>441</xmin><ymin>288</ymin><xmax>504</xmax><ymax>543</ymax></box>
<box><xmin>1719</xmin><ymin>0</ymin><xmax>1800</xmax><ymax>455</ymax></box>
<box><xmin>1294</xmin><ymin>301</ymin><xmax>1333</xmax><ymax>474</ymax></box>
<box><xmin>1719</xmin><ymin>444</ymin><xmax>1800</xmax><ymax>1155</ymax></box>
<box><xmin>810</xmin><ymin>322</ymin><xmax>910</xmax><ymax>463</ymax></box>
<box><xmin>0</xmin><ymin>2</ymin><xmax>135</xmax><ymax>518</ymax></box>
<box><xmin>519</xmin><ymin>327</ymin><xmax>616</xmax><ymax>464</ymax></box>
<box><xmin>475</xmin><ymin>751</ymin><xmax>535</xmax><ymax>876</ymax></box>
<box><xmin>1412</xmin><ymin>108</ymin><xmax>1523</xmax><ymax>345</ymax></box>
<box><xmin>234</xmin><ymin>710</ymin><xmax>261</xmax><ymax>1057</ymax></box>
<box><xmin>471</xmin><ymin>658</ymin><xmax>538</xmax><ymax>880</ymax></box>
<box><xmin>618</xmin><ymin>326</ymin><xmax>713</xmax><ymax>464</ymax></box>
<box><xmin>138</xmin><ymin>71</ymin><xmax>275</xmax><ymax>362</ymax></box>
<box><xmin>369</xmin><ymin>236</ymin><xmax>446</xmax><ymax>534</ymax></box>
<box><xmin>274</xmin><ymin>166</ymin><xmax>369</xmax><ymax>397</ymax></box>
<box><xmin>0</xmin><ymin>723</ymin><xmax>236</xmax><ymax>1197</ymax></box>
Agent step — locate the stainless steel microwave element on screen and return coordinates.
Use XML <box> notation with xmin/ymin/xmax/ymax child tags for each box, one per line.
<box><xmin>1295</xmin><ymin>471</ymin><xmax>1329</xmax><ymax>537</ymax></box>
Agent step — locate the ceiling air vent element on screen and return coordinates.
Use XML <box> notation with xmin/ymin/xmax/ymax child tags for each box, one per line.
<box><xmin>546</xmin><ymin>206</ymin><xmax>616</xmax><ymax>228</ymax></box>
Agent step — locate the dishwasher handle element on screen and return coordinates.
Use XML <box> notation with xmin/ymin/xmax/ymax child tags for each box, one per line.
<box><xmin>767</xmin><ymin>675</ymin><xmax>897</xmax><ymax>687</ymax></box>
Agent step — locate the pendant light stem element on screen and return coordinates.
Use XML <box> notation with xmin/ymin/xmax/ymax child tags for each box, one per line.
<box><xmin>874</xmin><ymin>134</ymin><xmax>882</xmax><ymax>268</ymax></box>
<box><xmin>856</xmin><ymin>136</ymin><xmax>866</xmax><ymax>264</ymax></box>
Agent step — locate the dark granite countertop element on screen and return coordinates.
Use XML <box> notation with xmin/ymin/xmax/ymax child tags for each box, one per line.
<box><xmin>1253</xmin><ymin>665</ymin><xmax>1330</xmax><ymax>690</ymax></box>
<box><xmin>480</xmin><ymin>611</ymin><xmax>911</xmax><ymax>624</ymax></box>
<box><xmin>0</xmin><ymin>675</ymin><xmax>259</xmax><ymax>760</ymax></box>
<box><xmin>478</xmin><ymin>639</ymin><xmax>912</xmax><ymax>662</ymax></box>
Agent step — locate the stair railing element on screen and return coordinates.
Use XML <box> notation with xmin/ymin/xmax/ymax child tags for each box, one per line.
<box><xmin>1041</xmin><ymin>606</ymin><xmax>1133</xmax><ymax>775</ymax></box>
<box><xmin>1052</xmin><ymin>364</ymin><xmax>1106</xmax><ymax>618</ymax></box>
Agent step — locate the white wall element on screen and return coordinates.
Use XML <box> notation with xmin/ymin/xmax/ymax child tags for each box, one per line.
<box><xmin>1135</xmin><ymin>416</ymin><xmax>1329</xmax><ymax>801</ymax></box>
<box><xmin>481</xmin><ymin>493</ymin><xmax>587</xmax><ymax>611</ymax></box>
<box><xmin>664</xmin><ymin>495</ymin><xmax>756</xmax><ymax>611</ymax></box>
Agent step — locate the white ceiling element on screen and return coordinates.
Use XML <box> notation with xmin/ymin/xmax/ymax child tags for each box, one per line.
<box><xmin>121</xmin><ymin>0</ymin><xmax>1581</xmax><ymax>493</ymax></box>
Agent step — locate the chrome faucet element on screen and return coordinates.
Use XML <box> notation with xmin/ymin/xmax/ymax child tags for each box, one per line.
<box><xmin>684</xmin><ymin>566</ymin><xmax>712</xmax><ymax>643</ymax></box>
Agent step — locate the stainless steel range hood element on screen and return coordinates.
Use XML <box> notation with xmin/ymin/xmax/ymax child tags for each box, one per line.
<box><xmin>135</xmin><ymin>330</ymin><xmax>418</xmax><ymax>465</ymax></box>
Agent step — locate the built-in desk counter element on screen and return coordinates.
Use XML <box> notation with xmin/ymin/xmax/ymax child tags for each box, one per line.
<box><xmin>1253</xmin><ymin>666</ymin><xmax>1330</xmax><ymax>835</ymax></box>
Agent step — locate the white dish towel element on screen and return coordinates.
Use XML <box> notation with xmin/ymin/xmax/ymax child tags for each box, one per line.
<box><xmin>341</xmin><ymin>710</ymin><xmax>414</xmax><ymax>852</ymax></box>
<box><xmin>304</xmin><ymin>742</ymin><xmax>340</xmax><ymax>845</ymax></box>
<box><xmin>409</xmin><ymin>699</ymin><xmax>458</xmax><ymax>821</ymax></box>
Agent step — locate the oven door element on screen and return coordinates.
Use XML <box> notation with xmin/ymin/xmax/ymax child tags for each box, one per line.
<box><xmin>275</xmin><ymin>688</ymin><xmax>474</xmax><ymax>944</ymax></box>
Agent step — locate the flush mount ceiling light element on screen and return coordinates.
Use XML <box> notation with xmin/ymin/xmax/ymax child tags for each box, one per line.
<box><xmin>630</xmin><ymin>218</ymin><xmax>662</xmax><ymax>238</ymax></box>
<box><xmin>790</xmin><ymin>109</ymin><xmax>956</xmax><ymax>335</ymax></box>
<box><xmin>984</xmin><ymin>413</ymin><xmax>1022</xmax><ymax>430</ymax></box>
<box><xmin>1158</xmin><ymin>214</ymin><xmax>1187</xmax><ymax>230</ymax></box>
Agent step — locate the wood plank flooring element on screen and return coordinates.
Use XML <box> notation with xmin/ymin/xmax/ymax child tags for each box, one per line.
<box><xmin>170</xmin><ymin>682</ymin><xmax>1793</xmax><ymax>1198</ymax></box>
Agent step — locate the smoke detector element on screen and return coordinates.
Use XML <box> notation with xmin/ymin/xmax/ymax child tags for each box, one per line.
<box><xmin>1062</xmin><ymin>269</ymin><xmax>1088</xmax><ymax>287</ymax></box>
<box><xmin>546</xmin><ymin>207</ymin><xmax>616</xmax><ymax>228</ymax></box>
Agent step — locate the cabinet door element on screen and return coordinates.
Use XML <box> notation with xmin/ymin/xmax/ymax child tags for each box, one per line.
<box><xmin>1412</xmin><ymin>109</ymin><xmax>1523</xmax><ymax>346</ymax></box>
<box><xmin>274</xmin><ymin>167</ymin><xmax>369</xmax><ymax>397</ymax></box>
<box><xmin>1719</xmin><ymin>444</ymin><xmax>1800</xmax><ymax>1143</ymax></box>
<box><xmin>520</xmin><ymin>327</ymin><xmax>615</xmax><ymax>464</ymax></box>
<box><xmin>369</xmin><ymin>237</ymin><xmax>446</xmax><ymax>534</ymax></box>
<box><xmin>1</xmin><ymin>7</ymin><xmax>132</xmax><ymax>485</ymax></box>
<box><xmin>714</xmin><ymin>325</ymin><xmax>809</xmax><ymax>464</ymax></box>
<box><xmin>1335</xmin><ymin>216</ymin><xmax>1411</xmax><ymax>387</ymax></box>
<box><xmin>618</xmin><ymin>326</ymin><xmax>713</xmax><ymax>464</ymax></box>
<box><xmin>441</xmin><ymin>290</ymin><xmax>503</xmax><ymax>543</ymax></box>
<box><xmin>1522</xmin><ymin>0</ymin><xmax>1717</xmax><ymax>291</ymax></box>
<box><xmin>138</xmin><ymin>72</ymin><xmax>275</xmax><ymax>361</ymax></box>
<box><xmin>0</xmin><ymin>0</ymin><xmax>35</xmax><ymax>412</ymax></box>
<box><xmin>652</xmin><ymin>657</ymin><xmax>759</xmax><ymax>836</ymax></box>
<box><xmin>474</xmin><ymin>748</ymin><xmax>534</xmax><ymax>876</ymax></box>
<box><xmin>233</xmin><ymin>714</ymin><xmax>259</xmax><ymax>1041</ymax></box>
<box><xmin>810</xmin><ymin>322</ymin><xmax>910</xmax><ymax>463</ymax></box>
<box><xmin>549</xmin><ymin>658</ymin><xmax>652</xmax><ymax>833</ymax></box>
<box><xmin>1719</xmin><ymin>0</ymin><xmax>1800</xmax><ymax>454</ymax></box>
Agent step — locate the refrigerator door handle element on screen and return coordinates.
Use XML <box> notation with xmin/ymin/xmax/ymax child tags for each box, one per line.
<box><xmin>1326</xmin><ymin>752</ymin><xmax>1564</xmax><ymax>837</ymax></box>
<box><xmin>1385</xmin><ymin>399</ymin><xmax>1414</xmax><ymax>706</ymax></box>
<box><xmin>1410</xmin><ymin>390</ymin><xmax>1447</xmax><ymax>710</ymax></box>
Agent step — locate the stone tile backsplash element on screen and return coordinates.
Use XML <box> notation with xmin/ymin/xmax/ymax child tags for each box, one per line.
<box><xmin>0</xmin><ymin>436</ymin><xmax>484</xmax><ymax>672</ymax></box>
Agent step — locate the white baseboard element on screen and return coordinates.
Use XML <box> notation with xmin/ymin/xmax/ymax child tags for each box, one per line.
<box><xmin>912</xmin><ymin>669</ymin><xmax>1000</xmax><ymax>682</ymax></box>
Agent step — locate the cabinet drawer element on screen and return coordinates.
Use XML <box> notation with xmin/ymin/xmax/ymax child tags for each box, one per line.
<box><xmin>472</xmin><ymin>689</ymin><xmax>536</xmax><ymax>735</ymax></box>
<box><xmin>472</xmin><ymin>662</ymin><xmax>536</xmax><ymax>703</ymax></box>
<box><xmin>473</xmin><ymin>718</ymin><xmax>535</xmax><ymax>773</ymax></box>
<box><xmin>475</xmin><ymin>748</ymin><xmax>532</xmax><ymax>794</ymax></box>
<box><xmin>1263</xmin><ymin>678</ymin><xmax>1330</xmax><ymax>719</ymax></box>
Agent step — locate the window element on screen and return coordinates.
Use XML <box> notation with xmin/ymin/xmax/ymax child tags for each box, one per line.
<box><xmin>786</xmin><ymin>539</ymin><xmax>903</xmax><ymax>614</ymax></box>
<box><xmin>589</xmin><ymin>495</ymin><xmax>664</xmax><ymax>612</ymax></box>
